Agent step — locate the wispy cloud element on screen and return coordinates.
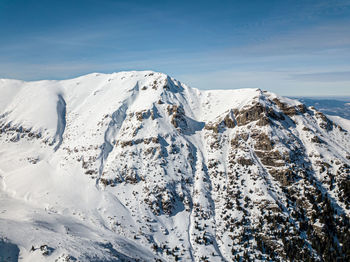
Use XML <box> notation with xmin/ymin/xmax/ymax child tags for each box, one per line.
<box><xmin>290</xmin><ymin>71</ymin><xmax>350</xmax><ymax>82</ymax></box>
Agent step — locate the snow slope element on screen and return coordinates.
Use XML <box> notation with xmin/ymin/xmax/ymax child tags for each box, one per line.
<box><xmin>0</xmin><ymin>71</ymin><xmax>350</xmax><ymax>261</ymax></box>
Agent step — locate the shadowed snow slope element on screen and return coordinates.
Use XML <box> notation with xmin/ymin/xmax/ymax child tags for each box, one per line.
<box><xmin>0</xmin><ymin>71</ymin><xmax>350</xmax><ymax>261</ymax></box>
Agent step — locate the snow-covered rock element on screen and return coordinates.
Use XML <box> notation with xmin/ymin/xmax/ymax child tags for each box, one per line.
<box><xmin>0</xmin><ymin>71</ymin><xmax>349</xmax><ymax>261</ymax></box>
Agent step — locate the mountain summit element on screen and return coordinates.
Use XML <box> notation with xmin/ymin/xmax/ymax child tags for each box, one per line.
<box><xmin>1</xmin><ymin>71</ymin><xmax>349</xmax><ymax>261</ymax></box>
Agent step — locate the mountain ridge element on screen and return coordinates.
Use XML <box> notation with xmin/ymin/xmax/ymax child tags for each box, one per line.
<box><xmin>0</xmin><ymin>71</ymin><xmax>350</xmax><ymax>261</ymax></box>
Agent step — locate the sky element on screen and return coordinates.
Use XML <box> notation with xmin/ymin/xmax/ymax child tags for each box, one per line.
<box><xmin>0</xmin><ymin>0</ymin><xmax>350</xmax><ymax>96</ymax></box>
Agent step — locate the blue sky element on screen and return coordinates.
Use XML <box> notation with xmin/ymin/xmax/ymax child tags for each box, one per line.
<box><xmin>0</xmin><ymin>0</ymin><xmax>349</xmax><ymax>96</ymax></box>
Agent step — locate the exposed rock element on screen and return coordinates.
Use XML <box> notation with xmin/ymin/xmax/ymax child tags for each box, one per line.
<box><xmin>256</xmin><ymin>115</ymin><xmax>271</xmax><ymax>126</ymax></box>
<box><xmin>235</xmin><ymin>103</ymin><xmax>266</xmax><ymax>126</ymax></box>
<box><xmin>255</xmin><ymin>150</ymin><xmax>284</xmax><ymax>167</ymax></box>
<box><xmin>311</xmin><ymin>135</ymin><xmax>324</xmax><ymax>144</ymax></box>
<box><xmin>253</xmin><ymin>133</ymin><xmax>274</xmax><ymax>151</ymax></box>
<box><xmin>315</xmin><ymin>111</ymin><xmax>334</xmax><ymax>131</ymax></box>
<box><xmin>272</xmin><ymin>98</ymin><xmax>306</xmax><ymax>116</ymax></box>
<box><xmin>236</xmin><ymin>157</ymin><xmax>253</xmax><ymax>166</ymax></box>
<box><xmin>168</xmin><ymin>105</ymin><xmax>187</xmax><ymax>129</ymax></box>
<box><xmin>223</xmin><ymin>113</ymin><xmax>236</xmax><ymax>128</ymax></box>
<box><xmin>268</xmin><ymin>168</ymin><xmax>295</xmax><ymax>186</ymax></box>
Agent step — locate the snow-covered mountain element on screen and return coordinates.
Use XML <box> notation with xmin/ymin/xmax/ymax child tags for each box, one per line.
<box><xmin>0</xmin><ymin>71</ymin><xmax>349</xmax><ymax>262</ymax></box>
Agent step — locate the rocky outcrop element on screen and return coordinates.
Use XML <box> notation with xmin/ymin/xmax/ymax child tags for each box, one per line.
<box><xmin>272</xmin><ymin>98</ymin><xmax>307</xmax><ymax>116</ymax></box>
<box><xmin>235</xmin><ymin>103</ymin><xmax>266</xmax><ymax>126</ymax></box>
<box><xmin>168</xmin><ymin>104</ymin><xmax>187</xmax><ymax>129</ymax></box>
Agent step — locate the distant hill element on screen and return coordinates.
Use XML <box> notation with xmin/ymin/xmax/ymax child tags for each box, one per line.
<box><xmin>291</xmin><ymin>97</ymin><xmax>350</xmax><ymax>120</ymax></box>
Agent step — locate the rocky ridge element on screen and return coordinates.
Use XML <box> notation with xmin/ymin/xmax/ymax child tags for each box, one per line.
<box><xmin>0</xmin><ymin>71</ymin><xmax>349</xmax><ymax>261</ymax></box>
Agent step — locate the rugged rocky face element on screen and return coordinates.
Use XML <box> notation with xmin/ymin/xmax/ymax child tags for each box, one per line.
<box><xmin>0</xmin><ymin>71</ymin><xmax>349</xmax><ymax>261</ymax></box>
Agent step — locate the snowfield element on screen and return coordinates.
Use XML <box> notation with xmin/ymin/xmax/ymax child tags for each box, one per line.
<box><xmin>0</xmin><ymin>71</ymin><xmax>350</xmax><ymax>261</ymax></box>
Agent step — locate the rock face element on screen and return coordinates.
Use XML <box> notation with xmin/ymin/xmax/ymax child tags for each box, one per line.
<box><xmin>0</xmin><ymin>71</ymin><xmax>350</xmax><ymax>261</ymax></box>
